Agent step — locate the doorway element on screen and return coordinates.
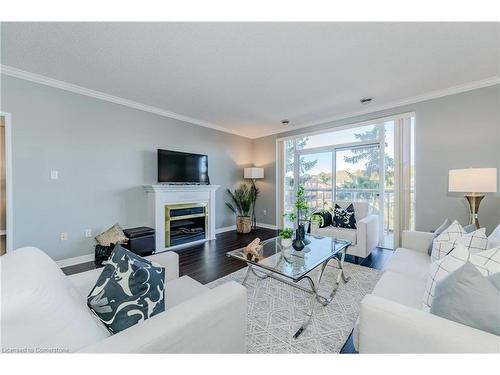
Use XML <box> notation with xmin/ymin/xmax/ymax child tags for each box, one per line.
<box><xmin>0</xmin><ymin>114</ymin><xmax>12</xmax><ymax>255</ymax></box>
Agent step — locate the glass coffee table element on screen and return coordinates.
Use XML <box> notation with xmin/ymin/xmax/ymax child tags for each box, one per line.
<box><xmin>226</xmin><ymin>234</ymin><xmax>351</xmax><ymax>338</ymax></box>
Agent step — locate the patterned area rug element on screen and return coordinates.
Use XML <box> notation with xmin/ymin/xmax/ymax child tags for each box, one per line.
<box><xmin>207</xmin><ymin>262</ymin><xmax>382</xmax><ymax>353</ymax></box>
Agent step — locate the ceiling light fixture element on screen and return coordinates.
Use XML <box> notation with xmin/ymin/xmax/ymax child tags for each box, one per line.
<box><xmin>281</xmin><ymin>119</ymin><xmax>290</xmax><ymax>125</ymax></box>
<box><xmin>360</xmin><ymin>97</ymin><xmax>373</xmax><ymax>105</ymax></box>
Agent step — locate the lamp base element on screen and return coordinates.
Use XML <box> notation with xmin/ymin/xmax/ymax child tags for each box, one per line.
<box><xmin>465</xmin><ymin>194</ymin><xmax>485</xmax><ymax>228</ymax></box>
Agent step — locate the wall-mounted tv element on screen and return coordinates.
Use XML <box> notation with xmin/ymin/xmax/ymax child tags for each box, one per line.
<box><xmin>157</xmin><ymin>149</ymin><xmax>209</xmax><ymax>184</ymax></box>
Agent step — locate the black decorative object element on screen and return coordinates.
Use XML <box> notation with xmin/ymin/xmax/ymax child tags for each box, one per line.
<box><xmin>123</xmin><ymin>226</ymin><xmax>156</xmax><ymax>256</ymax></box>
<box><xmin>94</xmin><ymin>243</ymin><xmax>116</xmax><ymax>266</ymax></box>
<box><xmin>311</xmin><ymin>211</ymin><xmax>332</xmax><ymax>228</ymax></box>
<box><xmin>292</xmin><ymin>228</ymin><xmax>305</xmax><ymax>251</ymax></box>
<box><xmin>332</xmin><ymin>203</ymin><xmax>357</xmax><ymax>229</ymax></box>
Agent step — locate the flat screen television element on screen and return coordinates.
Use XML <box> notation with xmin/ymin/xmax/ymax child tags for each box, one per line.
<box><xmin>157</xmin><ymin>149</ymin><xmax>209</xmax><ymax>184</ymax></box>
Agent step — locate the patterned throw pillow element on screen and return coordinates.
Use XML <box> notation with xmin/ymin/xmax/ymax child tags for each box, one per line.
<box><xmin>422</xmin><ymin>242</ymin><xmax>499</xmax><ymax>311</ymax></box>
<box><xmin>311</xmin><ymin>210</ymin><xmax>332</xmax><ymax>228</ymax></box>
<box><xmin>87</xmin><ymin>245</ymin><xmax>165</xmax><ymax>334</ymax></box>
<box><xmin>332</xmin><ymin>203</ymin><xmax>357</xmax><ymax>229</ymax></box>
<box><xmin>430</xmin><ymin>220</ymin><xmax>465</xmax><ymax>261</ymax></box>
<box><xmin>95</xmin><ymin>223</ymin><xmax>128</xmax><ymax>246</ymax></box>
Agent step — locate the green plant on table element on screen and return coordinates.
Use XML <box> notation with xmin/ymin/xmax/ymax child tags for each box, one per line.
<box><xmin>279</xmin><ymin>228</ymin><xmax>293</xmax><ymax>239</ymax></box>
<box><xmin>283</xmin><ymin>185</ymin><xmax>310</xmax><ymax>227</ymax></box>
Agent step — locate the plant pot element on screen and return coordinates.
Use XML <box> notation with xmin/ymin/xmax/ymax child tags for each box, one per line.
<box><xmin>297</xmin><ymin>223</ymin><xmax>311</xmax><ymax>245</ymax></box>
<box><xmin>281</xmin><ymin>238</ymin><xmax>292</xmax><ymax>248</ymax></box>
<box><xmin>236</xmin><ymin>216</ymin><xmax>252</xmax><ymax>234</ymax></box>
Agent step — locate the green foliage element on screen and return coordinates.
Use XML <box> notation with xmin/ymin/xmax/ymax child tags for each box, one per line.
<box><xmin>225</xmin><ymin>183</ymin><xmax>253</xmax><ymax>217</ymax></box>
<box><xmin>279</xmin><ymin>228</ymin><xmax>293</xmax><ymax>239</ymax></box>
<box><xmin>284</xmin><ymin>185</ymin><xmax>310</xmax><ymax>225</ymax></box>
<box><xmin>310</xmin><ymin>213</ymin><xmax>324</xmax><ymax>226</ymax></box>
<box><xmin>342</xmin><ymin>126</ymin><xmax>395</xmax><ymax>188</ymax></box>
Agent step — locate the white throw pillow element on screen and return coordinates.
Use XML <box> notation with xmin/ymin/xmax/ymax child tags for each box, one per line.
<box><xmin>430</xmin><ymin>220</ymin><xmax>465</xmax><ymax>261</ymax></box>
<box><xmin>423</xmin><ymin>242</ymin><xmax>500</xmax><ymax>311</ymax></box>
<box><xmin>456</xmin><ymin>228</ymin><xmax>489</xmax><ymax>254</ymax></box>
<box><xmin>488</xmin><ymin>224</ymin><xmax>500</xmax><ymax>249</ymax></box>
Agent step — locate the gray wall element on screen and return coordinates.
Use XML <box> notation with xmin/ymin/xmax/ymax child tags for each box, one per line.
<box><xmin>252</xmin><ymin>85</ymin><xmax>500</xmax><ymax>234</ymax></box>
<box><xmin>1</xmin><ymin>76</ymin><xmax>253</xmax><ymax>261</ymax></box>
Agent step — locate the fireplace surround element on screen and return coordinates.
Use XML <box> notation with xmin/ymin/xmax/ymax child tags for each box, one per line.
<box><xmin>144</xmin><ymin>184</ymin><xmax>219</xmax><ymax>252</ymax></box>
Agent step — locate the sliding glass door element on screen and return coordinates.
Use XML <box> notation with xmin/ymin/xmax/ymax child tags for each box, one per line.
<box><xmin>277</xmin><ymin>113</ymin><xmax>415</xmax><ymax>250</ymax></box>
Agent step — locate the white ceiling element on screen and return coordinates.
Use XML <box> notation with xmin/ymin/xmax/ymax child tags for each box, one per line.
<box><xmin>1</xmin><ymin>22</ymin><xmax>499</xmax><ymax>138</ymax></box>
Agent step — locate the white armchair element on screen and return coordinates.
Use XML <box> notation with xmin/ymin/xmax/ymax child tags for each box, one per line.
<box><xmin>312</xmin><ymin>201</ymin><xmax>379</xmax><ymax>260</ymax></box>
<box><xmin>1</xmin><ymin>247</ymin><xmax>247</xmax><ymax>353</ymax></box>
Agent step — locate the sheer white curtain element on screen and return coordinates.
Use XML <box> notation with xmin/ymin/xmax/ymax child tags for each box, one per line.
<box><xmin>393</xmin><ymin>116</ymin><xmax>413</xmax><ymax>248</ymax></box>
<box><xmin>276</xmin><ymin>140</ymin><xmax>285</xmax><ymax>229</ymax></box>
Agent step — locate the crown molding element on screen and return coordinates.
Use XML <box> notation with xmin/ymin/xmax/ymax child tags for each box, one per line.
<box><xmin>2</xmin><ymin>64</ymin><xmax>499</xmax><ymax>140</ymax></box>
<box><xmin>0</xmin><ymin>65</ymin><xmax>251</xmax><ymax>139</ymax></box>
<box><xmin>256</xmin><ymin>75</ymin><xmax>500</xmax><ymax>139</ymax></box>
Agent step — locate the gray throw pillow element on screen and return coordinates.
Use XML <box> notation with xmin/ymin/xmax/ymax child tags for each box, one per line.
<box><xmin>428</xmin><ymin>218</ymin><xmax>451</xmax><ymax>255</ymax></box>
<box><xmin>87</xmin><ymin>245</ymin><xmax>165</xmax><ymax>334</ymax></box>
<box><xmin>430</xmin><ymin>261</ymin><xmax>500</xmax><ymax>336</ymax></box>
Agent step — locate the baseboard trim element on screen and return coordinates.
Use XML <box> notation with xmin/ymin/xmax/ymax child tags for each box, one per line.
<box><xmin>56</xmin><ymin>253</ymin><xmax>94</xmax><ymax>268</ymax></box>
<box><xmin>256</xmin><ymin>222</ymin><xmax>278</xmax><ymax>230</ymax></box>
<box><xmin>216</xmin><ymin>225</ymin><xmax>237</xmax><ymax>234</ymax></box>
<box><xmin>57</xmin><ymin>223</ymin><xmax>277</xmax><ymax>267</ymax></box>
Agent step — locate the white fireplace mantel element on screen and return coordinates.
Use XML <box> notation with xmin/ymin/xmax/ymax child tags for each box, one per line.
<box><xmin>144</xmin><ymin>184</ymin><xmax>220</xmax><ymax>252</ymax></box>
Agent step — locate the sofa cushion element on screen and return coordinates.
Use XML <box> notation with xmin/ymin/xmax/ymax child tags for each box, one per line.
<box><xmin>87</xmin><ymin>245</ymin><xmax>165</xmax><ymax>334</ymax></box>
<box><xmin>371</xmin><ymin>271</ymin><xmax>426</xmax><ymax>309</ymax></box>
<box><xmin>430</xmin><ymin>261</ymin><xmax>500</xmax><ymax>336</ymax></box>
<box><xmin>430</xmin><ymin>220</ymin><xmax>465</xmax><ymax>261</ymax></box>
<box><xmin>333</xmin><ymin>201</ymin><xmax>370</xmax><ymax>220</ymax></box>
<box><xmin>427</xmin><ymin>218</ymin><xmax>451</xmax><ymax>255</ymax></box>
<box><xmin>384</xmin><ymin>247</ymin><xmax>431</xmax><ymax>281</ymax></box>
<box><xmin>423</xmin><ymin>243</ymin><xmax>500</xmax><ymax>311</ymax></box>
<box><xmin>1</xmin><ymin>247</ymin><xmax>110</xmax><ymax>352</ymax></box>
<box><xmin>165</xmin><ymin>275</ymin><xmax>209</xmax><ymax>309</ymax></box>
<box><xmin>315</xmin><ymin>226</ymin><xmax>357</xmax><ymax>245</ymax></box>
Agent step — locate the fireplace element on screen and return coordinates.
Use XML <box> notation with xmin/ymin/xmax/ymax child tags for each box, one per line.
<box><xmin>165</xmin><ymin>203</ymin><xmax>208</xmax><ymax>247</ymax></box>
<box><xmin>145</xmin><ymin>184</ymin><xmax>219</xmax><ymax>251</ymax></box>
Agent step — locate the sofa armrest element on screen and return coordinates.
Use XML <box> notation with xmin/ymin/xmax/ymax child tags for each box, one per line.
<box><xmin>356</xmin><ymin>214</ymin><xmax>379</xmax><ymax>257</ymax></box>
<box><xmin>78</xmin><ymin>281</ymin><xmax>247</xmax><ymax>353</ymax></box>
<box><xmin>146</xmin><ymin>251</ymin><xmax>179</xmax><ymax>281</ymax></box>
<box><xmin>401</xmin><ymin>230</ymin><xmax>433</xmax><ymax>253</ymax></box>
<box><xmin>357</xmin><ymin>294</ymin><xmax>500</xmax><ymax>353</ymax></box>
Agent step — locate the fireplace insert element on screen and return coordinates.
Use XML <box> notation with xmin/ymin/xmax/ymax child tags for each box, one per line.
<box><xmin>165</xmin><ymin>203</ymin><xmax>208</xmax><ymax>247</ymax></box>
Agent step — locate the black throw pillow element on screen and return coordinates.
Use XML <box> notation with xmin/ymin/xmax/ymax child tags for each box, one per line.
<box><xmin>332</xmin><ymin>203</ymin><xmax>357</xmax><ymax>229</ymax></box>
<box><xmin>311</xmin><ymin>211</ymin><xmax>333</xmax><ymax>228</ymax></box>
<box><xmin>87</xmin><ymin>245</ymin><xmax>165</xmax><ymax>334</ymax></box>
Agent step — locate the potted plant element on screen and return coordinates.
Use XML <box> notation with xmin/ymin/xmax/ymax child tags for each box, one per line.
<box><xmin>283</xmin><ymin>185</ymin><xmax>311</xmax><ymax>250</ymax></box>
<box><xmin>225</xmin><ymin>183</ymin><xmax>253</xmax><ymax>234</ymax></box>
<box><xmin>279</xmin><ymin>228</ymin><xmax>293</xmax><ymax>248</ymax></box>
<box><xmin>310</xmin><ymin>214</ymin><xmax>324</xmax><ymax>233</ymax></box>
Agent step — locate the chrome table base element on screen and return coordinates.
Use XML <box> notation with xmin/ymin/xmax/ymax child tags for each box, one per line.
<box><xmin>241</xmin><ymin>250</ymin><xmax>351</xmax><ymax>339</ymax></box>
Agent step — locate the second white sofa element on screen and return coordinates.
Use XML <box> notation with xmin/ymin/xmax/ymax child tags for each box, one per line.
<box><xmin>354</xmin><ymin>230</ymin><xmax>500</xmax><ymax>353</ymax></box>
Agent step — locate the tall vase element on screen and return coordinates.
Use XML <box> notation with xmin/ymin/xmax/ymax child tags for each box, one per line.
<box><xmin>292</xmin><ymin>226</ymin><xmax>305</xmax><ymax>251</ymax></box>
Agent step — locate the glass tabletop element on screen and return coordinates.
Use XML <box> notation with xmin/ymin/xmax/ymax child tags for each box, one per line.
<box><xmin>226</xmin><ymin>234</ymin><xmax>351</xmax><ymax>282</ymax></box>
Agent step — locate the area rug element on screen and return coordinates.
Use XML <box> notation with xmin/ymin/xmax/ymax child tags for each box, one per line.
<box><xmin>207</xmin><ymin>262</ymin><xmax>382</xmax><ymax>353</ymax></box>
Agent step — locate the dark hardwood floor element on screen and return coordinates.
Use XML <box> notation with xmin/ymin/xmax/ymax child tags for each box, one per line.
<box><xmin>62</xmin><ymin>226</ymin><xmax>393</xmax><ymax>354</ymax></box>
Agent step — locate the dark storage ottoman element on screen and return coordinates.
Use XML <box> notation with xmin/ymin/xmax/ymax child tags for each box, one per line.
<box><xmin>123</xmin><ymin>226</ymin><xmax>156</xmax><ymax>256</ymax></box>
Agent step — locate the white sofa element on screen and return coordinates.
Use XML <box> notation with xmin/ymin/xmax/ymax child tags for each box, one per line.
<box><xmin>354</xmin><ymin>230</ymin><xmax>500</xmax><ymax>353</ymax></box>
<box><xmin>312</xmin><ymin>201</ymin><xmax>379</xmax><ymax>259</ymax></box>
<box><xmin>1</xmin><ymin>247</ymin><xmax>247</xmax><ymax>353</ymax></box>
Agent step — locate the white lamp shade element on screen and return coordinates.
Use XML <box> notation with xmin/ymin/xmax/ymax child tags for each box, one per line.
<box><xmin>448</xmin><ymin>168</ymin><xmax>497</xmax><ymax>193</ymax></box>
<box><xmin>244</xmin><ymin>167</ymin><xmax>264</xmax><ymax>179</ymax></box>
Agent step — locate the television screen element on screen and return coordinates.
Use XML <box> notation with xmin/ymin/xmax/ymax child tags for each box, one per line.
<box><xmin>157</xmin><ymin>149</ymin><xmax>208</xmax><ymax>184</ymax></box>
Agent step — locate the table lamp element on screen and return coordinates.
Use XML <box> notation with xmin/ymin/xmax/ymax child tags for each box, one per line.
<box><xmin>244</xmin><ymin>167</ymin><xmax>264</xmax><ymax>230</ymax></box>
<box><xmin>448</xmin><ymin>168</ymin><xmax>497</xmax><ymax>228</ymax></box>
